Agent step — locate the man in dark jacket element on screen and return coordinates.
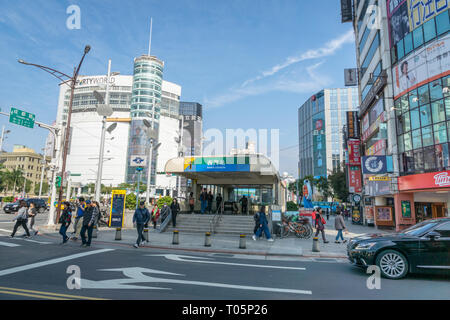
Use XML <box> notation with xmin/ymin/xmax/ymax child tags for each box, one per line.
<box><xmin>240</xmin><ymin>196</ymin><xmax>248</xmax><ymax>214</ymax></box>
<box><xmin>59</xmin><ymin>202</ymin><xmax>72</xmax><ymax>244</ymax></box>
<box><xmin>133</xmin><ymin>201</ymin><xmax>150</xmax><ymax>248</ymax></box>
<box><xmin>216</xmin><ymin>193</ymin><xmax>223</xmax><ymax>214</ymax></box>
<box><xmin>170</xmin><ymin>198</ymin><xmax>180</xmax><ymax>227</ymax></box>
<box><xmin>207</xmin><ymin>191</ymin><xmax>214</xmax><ymax>214</ymax></box>
<box><xmin>80</xmin><ymin>200</ymin><xmax>99</xmax><ymax>247</ymax></box>
<box><xmin>199</xmin><ymin>188</ymin><xmax>208</xmax><ymax>214</ymax></box>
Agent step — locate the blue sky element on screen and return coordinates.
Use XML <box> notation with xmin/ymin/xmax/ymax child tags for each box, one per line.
<box><xmin>0</xmin><ymin>0</ymin><xmax>357</xmax><ymax>176</ymax></box>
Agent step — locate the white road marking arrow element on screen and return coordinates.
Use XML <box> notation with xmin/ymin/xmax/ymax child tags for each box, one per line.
<box><xmin>80</xmin><ymin>267</ymin><xmax>312</xmax><ymax>295</ymax></box>
<box><xmin>147</xmin><ymin>254</ymin><xmax>306</xmax><ymax>270</ymax></box>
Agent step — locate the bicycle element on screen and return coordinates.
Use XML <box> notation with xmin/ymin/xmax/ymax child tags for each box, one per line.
<box><xmin>277</xmin><ymin>216</ymin><xmax>312</xmax><ymax>239</ymax></box>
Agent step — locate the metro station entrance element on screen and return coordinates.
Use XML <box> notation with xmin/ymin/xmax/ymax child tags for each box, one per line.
<box><xmin>165</xmin><ymin>155</ymin><xmax>286</xmax><ymax>215</ymax></box>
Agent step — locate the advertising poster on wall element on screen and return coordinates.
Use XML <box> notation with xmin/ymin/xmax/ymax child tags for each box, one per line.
<box><xmin>407</xmin><ymin>0</ymin><xmax>449</xmax><ymax>32</ymax></box>
<box><xmin>312</xmin><ymin>114</ymin><xmax>327</xmax><ymax>177</ymax></box>
<box><xmin>348</xmin><ymin>139</ymin><xmax>361</xmax><ymax>165</ymax></box>
<box><xmin>109</xmin><ymin>190</ymin><xmax>127</xmax><ymax>228</ymax></box>
<box><xmin>348</xmin><ymin>166</ymin><xmax>362</xmax><ymax>193</ymax></box>
<box><xmin>393</xmin><ymin>34</ymin><xmax>450</xmax><ymax>98</ymax></box>
<box><xmin>352</xmin><ymin>205</ymin><xmax>363</xmax><ymax>225</ymax></box>
<box><xmin>388</xmin><ymin>0</ymin><xmax>410</xmax><ymax>47</ymax></box>
<box><xmin>375</xmin><ymin>206</ymin><xmax>395</xmax><ymax>226</ymax></box>
<box><xmin>401</xmin><ymin>200</ymin><xmax>412</xmax><ymax>218</ymax></box>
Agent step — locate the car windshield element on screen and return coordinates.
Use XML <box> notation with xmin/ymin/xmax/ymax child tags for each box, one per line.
<box><xmin>399</xmin><ymin>221</ymin><xmax>439</xmax><ymax>236</ymax></box>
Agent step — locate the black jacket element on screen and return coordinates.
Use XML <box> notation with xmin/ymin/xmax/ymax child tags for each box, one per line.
<box><xmin>170</xmin><ymin>202</ymin><xmax>180</xmax><ymax>216</ymax></box>
<box><xmin>82</xmin><ymin>206</ymin><xmax>99</xmax><ymax>227</ymax></box>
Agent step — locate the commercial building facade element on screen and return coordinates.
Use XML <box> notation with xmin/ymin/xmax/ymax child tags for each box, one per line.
<box><xmin>298</xmin><ymin>87</ymin><xmax>359</xmax><ymax>179</ymax></box>
<box><xmin>351</xmin><ymin>0</ymin><xmax>450</xmax><ymax>230</ymax></box>
<box><xmin>55</xmin><ymin>72</ymin><xmax>182</xmax><ymax>196</ymax></box>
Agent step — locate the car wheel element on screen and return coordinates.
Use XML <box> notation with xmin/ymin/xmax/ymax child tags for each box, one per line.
<box><xmin>376</xmin><ymin>249</ymin><xmax>409</xmax><ymax>280</ymax></box>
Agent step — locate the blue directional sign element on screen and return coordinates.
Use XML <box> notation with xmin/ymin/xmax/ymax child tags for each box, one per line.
<box><xmin>130</xmin><ymin>155</ymin><xmax>147</xmax><ymax>167</ymax></box>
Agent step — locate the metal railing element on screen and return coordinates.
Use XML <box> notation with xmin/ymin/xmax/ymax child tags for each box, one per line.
<box><xmin>209</xmin><ymin>202</ymin><xmax>224</xmax><ymax>234</ymax></box>
<box><xmin>157</xmin><ymin>209</ymin><xmax>172</xmax><ymax>233</ymax></box>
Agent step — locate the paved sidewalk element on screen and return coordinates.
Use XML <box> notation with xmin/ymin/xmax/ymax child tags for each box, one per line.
<box><xmin>37</xmin><ymin>216</ymin><xmax>391</xmax><ymax>259</ymax></box>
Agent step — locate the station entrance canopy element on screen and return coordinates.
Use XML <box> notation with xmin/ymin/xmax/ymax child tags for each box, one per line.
<box><xmin>164</xmin><ymin>155</ymin><xmax>281</xmax><ymax>185</ymax></box>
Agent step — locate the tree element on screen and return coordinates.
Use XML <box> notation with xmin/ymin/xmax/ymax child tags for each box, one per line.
<box><xmin>316</xmin><ymin>176</ymin><xmax>333</xmax><ymax>201</ymax></box>
<box><xmin>328</xmin><ymin>166</ymin><xmax>349</xmax><ymax>202</ymax></box>
<box><xmin>34</xmin><ymin>182</ymin><xmax>49</xmax><ymax>195</ymax></box>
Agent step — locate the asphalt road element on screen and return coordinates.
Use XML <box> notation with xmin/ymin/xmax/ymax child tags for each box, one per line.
<box><xmin>0</xmin><ymin>212</ymin><xmax>448</xmax><ymax>301</ymax></box>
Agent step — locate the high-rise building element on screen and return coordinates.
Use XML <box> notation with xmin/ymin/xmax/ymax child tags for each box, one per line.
<box><xmin>179</xmin><ymin>102</ymin><xmax>203</xmax><ymax>156</ymax></box>
<box><xmin>298</xmin><ymin>87</ymin><xmax>359</xmax><ymax>179</ymax></box>
<box><xmin>351</xmin><ymin>0</ymin><xmax>449</xmax><ymax>230</ymax></box>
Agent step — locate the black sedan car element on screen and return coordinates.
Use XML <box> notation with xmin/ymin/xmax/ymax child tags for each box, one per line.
<box><xmin>347</xmin><ymin>218</ymin><xmax>450</xmax><ymax>279</ymax></box>
<box><xmin>3</xmin><ymin>198</ymin><xmax>48</xmax><ymax>214</ymax></box>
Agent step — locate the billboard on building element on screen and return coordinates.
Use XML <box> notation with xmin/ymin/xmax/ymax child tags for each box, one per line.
<box><xmin>312</xmin><ymin>115</ymin><xmax>327</xmax><ymax>177</ymax></box>
<box><xmin>393</xmin><ymin>34</ymin><xmax>450</xmax><ymax>98</ymax></box>
<box><xmin>407</xmin><ymin>0</ymin><xmax>449</xmax><ymax>32</ymax></box>
<box><xmin>348</xmin><ymin>139</ymin><xmax>361</xmax><ymax>166</ymax></box>
<box><xmin>346</xmin><ymin>111</ymin><xmax>360</xmax><ymax>138</ymax></box>
<box><xmin>344</xmin><ymin>68</ymin><xmax>358</xmax><ymax>86</ymax></box>
<box><xmin>388</xmin><ymin>0</ymin><xmax>410</xmax><ymax>47</ymax></box>
<box><xmin>348</xmin><ymin>166</ymin><xmax>362</xmax><ymax>193</ymax></box>
<box><xmin>184</xmin><ymin>156</ymin><xmax>250</xmax><ymax>172</ymax></box>
<box><xmin>341</xmin><ymin>0</ymin><xmax>353</xmax><ymax>23</ymax></box>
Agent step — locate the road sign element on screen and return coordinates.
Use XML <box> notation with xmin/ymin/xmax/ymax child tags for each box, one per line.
<box><xmin>70</xmin><ymin>173</ymin><xmax>82</xmax><ymax>176</ymax></box>
<box><xmin>130</xmin><ymin>155</ymin><xmax>147</xmax><ymax>167</ymax></box>
<box><xmin>9</xmin><ymin>107</ymin><xmax>35</xmax><ymax>129</ymax></box>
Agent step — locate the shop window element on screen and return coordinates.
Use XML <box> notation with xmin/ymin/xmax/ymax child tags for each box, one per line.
<box><xmin>418</xmin><ymin>84</ymin><xmax>430</xmax><ymax>105</ymax></box>
<box><xmin>413</xmin><ymin>25</ymin><xmax>424</xmax><ymax>49</ymax></box>
<box><xmin>409</xmin><ymin>89</ymin><xmax>419</xmax><ymax>109</ymax></box>
<box><xmin>424</xmin><ymin>146</ymin><xmax>436</xmax><ymax>170</ymax></box>
<box><xmin>410</xmin><ymin>109</ymin><xmax>421</xmax><ymax>130</ymax></box>
<box><xmin>422</xmin><ymin>125</ymin><xmax>434</xmax><ymax>147</ymax></box>
<box><xmin>434</xmin><ymin>122</ymin><xmax>448</xmax><ymax>144</ymax></box>
<box><xmin>430</xmin><ymin>79</ymin><xmax>443</xmax><ymax>102</ymax></box>
<box><xmin>443</xmin><ymin>76</ymin><xmax>450</xmax><ymax>97</ymax></box>
<box><xmin>402</xmin><ymin>112</ymin><xmax>411</xmax><ymax>132</ymax></box>
<box><xmin>404</xmin><ymin>132</ymin><xmax>412</xmax><ymax>151</ymax></box>
<box><xmin>423</xmin><ymin>18</ymin><xmax>437</xmax><ymax>43</ymax></box>
<box><xmin>420</xmin><ymin>104</ymin><xmax>432</xmax><ymax>126</ymax></box>
<box><xmin>414</xmin><ymin>149</ymin><xmax>424</xmax><ymax>171</ymax></box>
<box><xmin>400</xmin><ymin>94</ymin><xmax>409</xmax><ymax>113</ymax></box>
<box><xmin>436</xmin><ymin>10</ymin><xmax>450</xmax><ymax>35</ymax></box>
<box><xmin>435</xmin><ymin>143</ymin><xmax>450</xmax><ymax>169</ymax></box>
<box><xmin>432</xmin><ymin>100</ymin><xmax>446</xmax><ymax>123</ymax></box>
<box><xmin>404</xmin><ymin>32</ymin><xmax>413</xmax><ymax>55</ymax></box>
<box><xmin>412</xmin><ymin>129</ymin><xmax>423</xmax><ymax>149</ymax></box>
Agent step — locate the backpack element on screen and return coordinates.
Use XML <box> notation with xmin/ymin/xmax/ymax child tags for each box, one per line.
<box><xmin>253</xmin><ymin>212</ymin><xmax>260</xmax><ymax>222</ymax></box>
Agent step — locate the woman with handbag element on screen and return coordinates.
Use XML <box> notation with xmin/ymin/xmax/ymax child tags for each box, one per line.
<box><xmin>10</xmin><ymin>200</ymin><xmax>31</xmax><ymax>238</ymax></box>
<box><xmin>314</xmin><ymin>207</ymin><xmax>329</xmax><ymax>243</ymax></box>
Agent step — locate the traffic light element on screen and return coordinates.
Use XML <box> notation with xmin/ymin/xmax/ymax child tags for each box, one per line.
<box><xmin>55</xmin><ymin>176</ymin><xmax>62</xmax><ymax>188</ymax></box>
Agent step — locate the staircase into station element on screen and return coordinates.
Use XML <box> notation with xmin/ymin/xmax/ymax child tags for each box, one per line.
<box><xmin>165</xmin><ymin>214</ymin><xmax>255</xmax><ymax>235</ymax></box>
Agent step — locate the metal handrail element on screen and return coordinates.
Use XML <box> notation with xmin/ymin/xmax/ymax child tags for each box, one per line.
<box><xmin>157</xmin><ymin>208</ymin><xmax>172</xmax><ymax>233</ymax></box>
<box><xmin>209</xmin><ymin>201</ymin><xmax>224</xmax><ymax>234</ymax></box>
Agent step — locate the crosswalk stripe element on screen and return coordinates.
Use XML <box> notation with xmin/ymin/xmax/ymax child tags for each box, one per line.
<box><xmin>0</xmin><ymin>241</ymin><xmax>20</xmax><ymax>247</ymax></box>
<box><xmin>12</xmin><ymin>238</ymin><xmax>52</xmax><ymax>244</ymax></box>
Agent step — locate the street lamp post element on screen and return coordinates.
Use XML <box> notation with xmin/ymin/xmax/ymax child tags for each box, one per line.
<box><xmin>19</xmin><ymin>45</ymin><xmax>91</xmax><ymax>224</ymax></box>
<box><xmin>38</xmin><ymin>148</ymin><xmax>46</xmax><ymax>198</ymax></box>
<box><xmin>0</xmin><ymin>126</ymin><xmax>11</xmax><ymax>152</ymax></box>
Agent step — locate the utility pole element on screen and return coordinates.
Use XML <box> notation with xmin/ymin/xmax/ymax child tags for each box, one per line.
<box><xmin>0</xmin><ymin>126</ymin><xmax>11</xmax><ymax>152</ymax></box>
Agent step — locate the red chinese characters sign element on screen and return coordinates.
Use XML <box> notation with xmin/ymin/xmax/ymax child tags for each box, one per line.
<box><xmin>366</xmin><ymin>139</ymin><xmax>386</xmax><ymax>156</ymax></box>
<box><xmin>398</xmin><ymin>170</ymin><xmax>450</xmax><ymax>191</ymax></box>
<box><xmin>348</xmin><ymin>166</ymin><xmax>362</xmax><ymax>193</ymax></box>
<box><xmin>348</xmin><ymin>139</ymin><xmax>361</xmax><ymax>165</ymax></box>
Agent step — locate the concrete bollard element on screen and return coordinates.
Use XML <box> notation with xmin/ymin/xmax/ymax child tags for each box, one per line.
<box><xmin>239</xmin><ymin>234</ymin><xmax>246</xmax><ymax>249</ymax></box>
<box><xmin>115</xmin><ymin>228</ymin><xmax>122</xmax><ymax>241</ymax></box>
<box><xmin>172</xmin><ymin>230</ymin><xmax>179</xmax><ymax>245</ymax></box>
<box><xmin>143</xmin><ymin>228</ymin><xmax>149</xmax><ymax>242</ymax></box>
<box><xmin>92</xmin><ymin>225</ymin><xmax>98</xmax><ymax>238</ymax></box>
<box><xmin>204</xmin><ymin>232</ymin><xmax>212</xmax><ymax>247</ymax></box>
<box><xmin>312</xmin><ymin>237</ymin><xmax>320</xmax><ymax>252</ymax></box>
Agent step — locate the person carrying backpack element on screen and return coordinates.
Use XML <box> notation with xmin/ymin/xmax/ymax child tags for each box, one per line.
<box><xmin>59</xmin><ymin>202</ymin><xmax>72</xmax><ymax>244</ymax></box>
<box><xmin>253</xmin><ymin>210</ymin><xmax>260</xmax><ymax>235</ymax></box>
<box><xmin>314</xmin><ymin>207</ymin><xmax>329</xmax><ymax>243</ymax></box>
<box><xmin>252</xmin><ymin>206</ymin><xmax>274</xmax><ymax>242</ymax></box>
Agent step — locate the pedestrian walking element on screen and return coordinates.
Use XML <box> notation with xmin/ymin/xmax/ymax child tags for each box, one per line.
<box><xmin>253</xmin><ymin>209</ymin><xmax>261</xmax><ymax>235</ymax></box>
<box><xmin>207</xmin><ymin>191</ymin><xmax>214</xmax><ymax>214</ymax></box>
<box><xmin>133</xmin><ymin>201</ymin><xmax>150</xmax><ymax>248</ymax></box>
<box><xmin>216</xmin><ymin>193</ymin><xmax>223</xmax><ymax>214</ymax></box>
<box><xmin>170</xmin><ymin>198</ymin><xmax>180</xmax><ymax>227</ymax></box>
<box><xmin>59</xmin><ymin>202</ymin><xmax>72</xmax><ymax>244</ymax></box>
<box><xmin>240</xmin><ymin>196</ymin><xmax>248</xmax><ymax>215</ymax></box>
<box><xmin>314</xmin><ymin>207</ymin><xmax>329</xmax><ymax>243</ymax></box>
<box><xmin>10</xmin><ymin>200</ymin><xmax>30</xmax><ymax>238</ymax></box>
<box><xmin>71</xmin><ymin>197</ymin><xmax>86</xmax><ymax>241</ymax></box>
<box><xmin>252</xmin><ymin>206</ymin><xmax>274</xmax><ymax>242</ymax></box>
<box><xmin>80</xmin><ymin>200</ymin><xmax>98</xmax><ymax>247</ymax></box>
<box><xmin>24</xmin><ymin>202</ymin><xmax>38</xmax><ymax>236</ymax></box>
<box><xmin>326</xmin><ymin>207</ymin><xmax>330</xmax><ymax>221</ymax></box>
<box><xmin>188</xmin><ymin>192</ymin><xmax>195</xmax><ymax>213</ymax></box>
<box><xmin>150</xmin><ymin>199</ymin><xmax>160</xmax><ymax>229</ymax></box>
<box><xmin>199</xmin><ymin>188</ymin><xmax>208</xmax><ymax>214</ymax></box>
<box><xmin>335</xmin><ymin>209</ymin><xmax>348</xmax><ymax>244</ymax></box>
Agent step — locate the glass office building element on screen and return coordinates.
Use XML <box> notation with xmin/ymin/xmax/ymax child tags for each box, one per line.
<box><xmin>126</xmin><ymin>54</ymin><xmax>164</xmax><ymax>183</ymax></box>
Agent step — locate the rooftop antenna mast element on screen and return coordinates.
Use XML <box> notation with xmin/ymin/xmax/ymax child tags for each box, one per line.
<box><xmin>148</xmin><ymin>18</ymin><xmax>153</xmax><ymax>56</ymax></box>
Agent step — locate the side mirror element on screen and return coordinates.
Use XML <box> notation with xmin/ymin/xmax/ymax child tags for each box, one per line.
<box><xmin>427</xmin><ymin>231</ymin><xmax>441</xmax><ymax>241</ymax></box>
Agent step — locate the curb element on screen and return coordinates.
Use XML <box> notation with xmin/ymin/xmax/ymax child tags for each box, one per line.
<box><xmin>39</xmin><ymin>232</ymin><xmax>348</xmax><ymax>260</ymax></box>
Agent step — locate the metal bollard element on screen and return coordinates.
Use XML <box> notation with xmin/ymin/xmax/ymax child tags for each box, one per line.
<box><xmin>204</xmin><ymin>232</ymin><xmax>212</xmax><ymax>247</ymax></box>
<box><xmin>143</xmin><ymin>228</ymin><xmax>149</xmax><ymax>242</ymax></box>
<box><xmin>172</xmin><ymin>230</ymin><xmax>179</xmax><ymax>245</ymax></box>
<box><xmin>92</xmin><ymin>225</ymin><xmax>98</xmax><ymax>238</ymax></box>
<box><xmin>115</xmin><ymin>227</ymin><xmax>122</xmax><ymax>240</ymax></box>
<box><xmin>239</xmin><ymin>234</ymin><xmax>246</xmax><ymax>249</ymax></box>
<box><xmin>312</xmin><ymin>237</ymin><xmax>320</xmax><ymax>252</ymax></box>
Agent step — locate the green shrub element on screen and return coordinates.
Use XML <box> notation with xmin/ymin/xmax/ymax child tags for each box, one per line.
<box><xmin>157</xmin><ymin>196</ymin><xmax>173</xmax><ymax>208</ymax></box>
<box><xmin>125</xmin><ymin>193</ymin><xmax>137</xmax><ymax>210</ymax></box>
<box><xmin>287</xmin><ymin>201</ymin><xmax>298</xmax><ymax>211</ymax></box>
<box><xmin>2</xmin><ymin>196</ymin><xmax>14</xmax><ymax>203</ymax></box>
